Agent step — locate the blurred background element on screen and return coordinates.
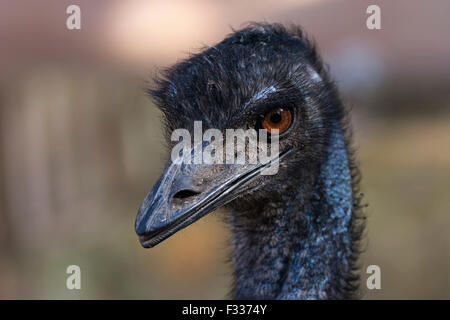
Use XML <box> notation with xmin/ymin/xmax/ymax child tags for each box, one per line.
<box><xmin>0</xmin><ymin>0</ymin><xmax>449</xmax><ymax>299</ymax></box>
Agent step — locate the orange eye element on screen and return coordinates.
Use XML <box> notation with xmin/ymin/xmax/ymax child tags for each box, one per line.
<box><xmin>261</xmin><ymin>108</ymin><xmax>293</xmax><ymax>135</ymax></box>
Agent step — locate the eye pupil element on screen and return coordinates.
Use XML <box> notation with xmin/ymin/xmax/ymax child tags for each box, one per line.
<box><xmin>270</xmin><ymin>112</ymin><xmax>282</xmax><ymax>124</ymax></box>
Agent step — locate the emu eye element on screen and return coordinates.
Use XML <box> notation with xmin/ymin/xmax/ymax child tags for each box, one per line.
<box><xmin>260</xmin><ymin>108</ymin><xmax>293</xmax><ymax>135</ymax></box>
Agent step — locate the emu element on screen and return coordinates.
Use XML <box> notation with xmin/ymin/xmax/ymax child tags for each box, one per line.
<box><xmin>135</xmin><ymin>23</ymin><xmax>365</xmax><ymax>299</ymax></box>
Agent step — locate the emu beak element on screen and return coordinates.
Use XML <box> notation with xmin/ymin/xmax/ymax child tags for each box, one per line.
<box><xmin>135</xmin><ymin>147</ymin><xmax>290</xmax><ymax>248</ymax></box>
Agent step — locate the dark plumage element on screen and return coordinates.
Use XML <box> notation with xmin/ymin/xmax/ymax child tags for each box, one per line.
<box><xmin>135</xmin><ymin>23</ymin><xmax>365</xmax><ymax>299</ymax></box>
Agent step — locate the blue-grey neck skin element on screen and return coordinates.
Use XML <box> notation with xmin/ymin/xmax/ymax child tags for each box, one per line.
<box><xmin>228</xmin><ymin>123</ymin><xmax>353</xmax><ymax>299</ymax></box>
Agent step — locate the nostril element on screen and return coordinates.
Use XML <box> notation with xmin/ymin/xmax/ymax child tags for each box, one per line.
<box><xmin>173</xmin><ymin>189</ymin><xmax>201</xmax><ymax>200</ymax></box>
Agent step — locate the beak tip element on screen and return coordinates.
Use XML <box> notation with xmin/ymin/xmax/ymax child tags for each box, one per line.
<box><xmin>138</xmin><ymin>236</ymin><xmax>153</xmax><ymax>248</ymax></box>
<box><xmin>135</xmin><ymin>217</ymin><xmax>148</xmax><ymax>237</ymax></box>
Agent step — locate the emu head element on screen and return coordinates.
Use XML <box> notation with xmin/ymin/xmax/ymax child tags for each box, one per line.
<box><xmin>135</xmin><ymin>24</ymin><xmax>345</xmax><ymax>248</ymax></box>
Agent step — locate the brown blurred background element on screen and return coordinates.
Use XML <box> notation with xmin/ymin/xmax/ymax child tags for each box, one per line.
<box><xmin>0</xmin><ymin>0</ymin><xmax>449</xmax><ymax>299</ymax></box>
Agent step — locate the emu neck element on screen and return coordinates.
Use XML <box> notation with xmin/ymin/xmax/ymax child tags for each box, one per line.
<box><xmin>228</xmin><ymin>125</ymin><xmax>353</xmax><ymax>299</ymax></box>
